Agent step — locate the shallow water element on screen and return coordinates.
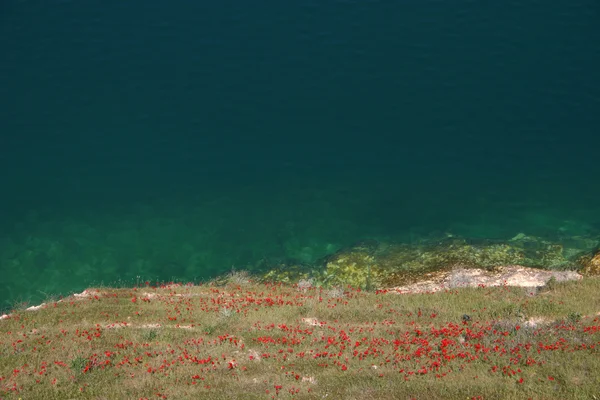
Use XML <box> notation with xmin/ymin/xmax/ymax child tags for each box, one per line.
<box><xmin>1</xmin><ymin>1</ymin><xmax>599</xmax><ymax>310</ymax></box>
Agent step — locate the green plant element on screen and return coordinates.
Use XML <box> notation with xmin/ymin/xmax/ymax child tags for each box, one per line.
<box><xmin>567</xmin><ymin>312</ymin><xmax>582</xmax><ymax>324</ymax></box>
<box><xmin>142</xmin><ymin>329</ymin><xmax>159</xmax><ymax>341</ymax></box>
<box><xmin>204</xmin><ymin>324</ymin><xmax>217</xmax><ymax>335</ymax></box>
<box><xmin>70</xmin><ymin>355</ymin><xmax>87</xmax><ymax>374</ymax></box>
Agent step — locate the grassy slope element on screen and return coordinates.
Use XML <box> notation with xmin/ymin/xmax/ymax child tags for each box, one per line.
<box><xmin>1</xmin><ymin>273</ymin><xmax>599</xmax><ymax>399</ymax></box>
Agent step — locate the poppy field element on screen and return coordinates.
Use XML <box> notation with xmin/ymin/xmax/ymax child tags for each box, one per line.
<box><xmin>1</xmin><ymin>272</ymin><xmax>599</xmax><ymax>399</ymax></box>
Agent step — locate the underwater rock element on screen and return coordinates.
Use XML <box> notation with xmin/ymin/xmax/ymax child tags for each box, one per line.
<box><xmin>259</xmin><ymin>233</ymin><xmax>598</xmax><ymax>289</ymax></box>
<box><xmin>579</xmin><ymin>249</ymin><xmax>600</xmax><ymax>276</ymax></box>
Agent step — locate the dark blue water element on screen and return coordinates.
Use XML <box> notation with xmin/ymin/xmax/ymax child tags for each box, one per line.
<box><xmin>1</xmin><ymin>1</ymin><xmax>599</xmax><ymax>310</ymax></box>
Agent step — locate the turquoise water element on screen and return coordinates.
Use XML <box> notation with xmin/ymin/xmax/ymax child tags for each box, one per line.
<box><xmin>1</xmin><ymin>1</ymin><xmax>599</xmax><ymax>311</ymax></box>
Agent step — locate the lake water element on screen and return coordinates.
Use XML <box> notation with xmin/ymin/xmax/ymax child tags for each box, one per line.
<box><xmin>1</xmin><ymin>1</ymin><xmax>599</xmax><ymax>310</ymax></box>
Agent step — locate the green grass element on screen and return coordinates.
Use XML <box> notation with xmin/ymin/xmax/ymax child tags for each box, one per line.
<box><xmin>1</xmin><ymin>271</ymin><xmax>599</xmax><ymax>399</ymax></box>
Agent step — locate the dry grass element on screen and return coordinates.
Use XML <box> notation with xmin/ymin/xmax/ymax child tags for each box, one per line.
<box><xmin>1</xmin><ymin>272</ymin><xmax>600</xmax><ymax>399</ymax></box>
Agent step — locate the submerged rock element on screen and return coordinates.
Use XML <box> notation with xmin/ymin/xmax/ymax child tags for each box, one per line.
<box><xmin>259</xmin><ymin>233</ymin><xmax>598</xmax><ymax>289</ymax></box>
<box><xmin>579</xmin><ymin>249</ymin><xmax>600</xmax><ymax>276</ymax></box>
